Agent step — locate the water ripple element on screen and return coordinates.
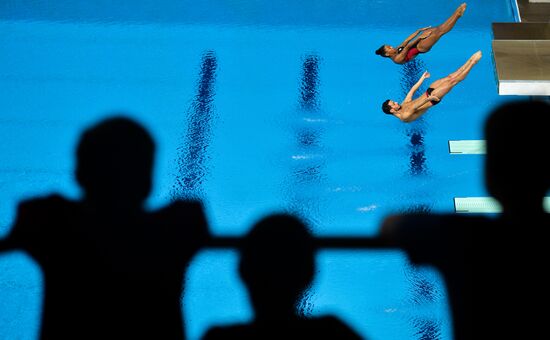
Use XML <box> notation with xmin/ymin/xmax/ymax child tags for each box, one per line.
<box><xmin>172</xmin><ymin>51</ymin><xmax>217</xmax><ymax>199</ymax></box>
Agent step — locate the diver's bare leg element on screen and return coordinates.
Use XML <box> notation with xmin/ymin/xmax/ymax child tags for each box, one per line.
<box><xmin>428</xmin><ymin>51</ymin><xmax>481</xmax><ymax>99</ymax></box>
<box><xmin>449</xmin><ymin>51</ymin><xmax>481</xmax><ymax>83</ymax></box>
<box><xmin>417</xmin><ymin>3</ymin><xmax>466</xmax><ymax>51</ymax></box>
<box><xmin>437</xmin><ymin>3</ymin><xmax>467</xmax><ymax>35</ymax></box>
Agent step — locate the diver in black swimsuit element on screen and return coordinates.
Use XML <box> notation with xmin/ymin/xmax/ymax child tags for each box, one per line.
<box><xmin>381</xmin><ymin>51</ymin><xmax>482</xmax><ymax>123</ymax></box>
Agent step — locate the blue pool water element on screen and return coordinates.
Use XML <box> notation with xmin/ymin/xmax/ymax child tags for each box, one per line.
<box><xmin>1</xmin><ymin>1</ymin><xmax>518</xmax><ymax>339</ymax></box>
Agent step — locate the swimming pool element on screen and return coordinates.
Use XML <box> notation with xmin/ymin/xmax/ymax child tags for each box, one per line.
<box><xmin>0</xmin><ymin>0</ymin><xmax>518</xmax><ymax>339</ymax></box>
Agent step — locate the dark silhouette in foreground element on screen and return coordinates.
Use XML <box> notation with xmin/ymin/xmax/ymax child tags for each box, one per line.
<box><xmin>0</xmin><ymin>117</ymin><xmax>210</xmax><ymax>339</ymax></box>
<box><xmin>380</xmin><ymin>100</ymin><xmax>550</xmax><ymax>339</ymax></box>
<box><xmin>484</xmin><ymin>101</ymin><xmax>550</xmax><ymax>221</ymax></box>
<box><xmin>203</xmin><ymin>214</ymin><xmax>363</xmax><ymax>340</ymax></box>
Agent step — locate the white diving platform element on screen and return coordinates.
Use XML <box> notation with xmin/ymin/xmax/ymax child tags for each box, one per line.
<box><xmin>492</xmin><ymin>23</ymin><xmax>550</xmax><ymax>96</ymax></box>
<box><xmin>448</xmin><ymin>140</ymin><xmax>486</xmax><ymax>154</ymax></box>
<box><xmin>454</xmin><ymin>197</ymin><xmax>550</xmax><ymax>213</ymax></box>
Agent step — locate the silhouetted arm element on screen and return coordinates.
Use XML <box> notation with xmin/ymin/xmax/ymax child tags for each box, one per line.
<box><xmin>0</xmin><ymin>203</ymin><xmax>32</xmax><ymax>253</ymax></box>
<box><xmin>381</xmin><ymin>213</ymin><xmax>469</xmax><ymax>266</ymax></box>
<box><xmin>184</xmin><ymin>200</ymin><xmax>211</xmax><ymax>247</ymax></box>
<box><xmin>166</xmin><ymin>200</ymin><xmax>212</xmax><ymax>253</ymax></box>
<box><xmin>202</xmin><ymin>327</ymin><xmax>228</xmax><ymax>340</ymax></box>
<box><xmin>0</xmin><ymin>236</ymin><xmax>17</xmax><ymax>252</ymax></box>
<box><xmin>0</xmin><ymin>195</ymin><xmax>66</xmax><ymax>255</ymax></box>
<box><xmin>380</xmin><ymin>214</ymin><xmax>437</xmax><ymax>251</ymax></box>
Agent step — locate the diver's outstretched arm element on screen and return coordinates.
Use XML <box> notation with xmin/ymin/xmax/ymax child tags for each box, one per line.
<box><xmin>404</xmin><ymin>71</ymin><xmax>430</xmax><ymax>102</ymax></box>
<box><xmin>398</xmin><ymin>26</ymin><xmax>431</xmax><ymax>49</ymax></box>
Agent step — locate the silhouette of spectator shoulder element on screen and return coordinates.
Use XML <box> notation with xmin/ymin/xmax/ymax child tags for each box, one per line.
<box><xmin>379</xmin><ymin>100</ymin><xmax>550</xmax><ymax>340</ymax></box>
<box><xmin>203</xmin><ymin>214</ymin><xmax>363</xmax><ymax>340</ymax></box>
<box><xmin>0</xmin><ymin>117</ymin><xmax>210</xmax><ymax>340</ymax></box>
<box><xmin>482</xmin><ymin>100</ymin><xmax>550</xmax><ymax>337</ymax></box>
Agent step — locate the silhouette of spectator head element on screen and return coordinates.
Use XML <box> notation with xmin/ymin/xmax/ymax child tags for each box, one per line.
<box><xmin>240</xmin><ymin>214</ymin><xmax>315</xmax><ymax>320</ymax></box>
<box><xmin>76</xmin><ymin>116</ymin><xmax>154</xmax><ymax>210</ymax></box>
<box><xmin>484</xmin><ymin>100</ymin><xmax>550</xmax><ymax>215</ymax></box>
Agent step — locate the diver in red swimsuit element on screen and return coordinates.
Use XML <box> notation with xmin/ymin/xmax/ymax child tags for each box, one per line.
<box><xmin>375</xmin><ymin>3</ymin><xmax>467</xmax><ymax>64</ymax></box>
<box><xmin>405</xmin><ymin>47</ymin><xmax>421</xmax><ymax>63</ymax></box>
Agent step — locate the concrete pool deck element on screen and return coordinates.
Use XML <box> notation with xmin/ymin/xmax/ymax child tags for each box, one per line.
<box><xmin>517</xmin><ymin>0</ymin><xmax>550</xmax><ymax>23</ymax></box>
<box><xmin>491</xmin><ymin>1</ymin><xmax>550</xmax><ymax>96</ymax></box>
